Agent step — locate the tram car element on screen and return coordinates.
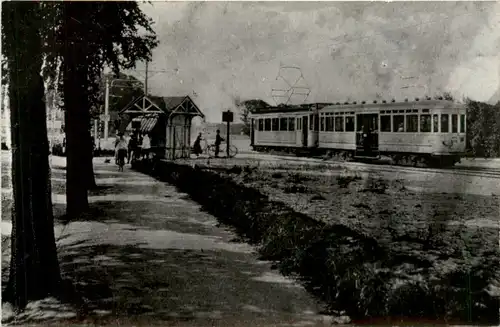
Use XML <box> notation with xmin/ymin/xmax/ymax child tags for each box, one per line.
<box><xmin>249</xmin><ymin>99</ymin><xmax>467</xmax><ymax>167</ymax></box>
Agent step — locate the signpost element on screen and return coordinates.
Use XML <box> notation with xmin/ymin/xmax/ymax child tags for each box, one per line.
<box><xmin>222</xmin><ymin>110</ymin><xmax>233</xmax><ymax>158</ymax></box>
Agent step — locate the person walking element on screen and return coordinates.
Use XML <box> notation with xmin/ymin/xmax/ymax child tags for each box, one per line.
<box><xmin>115</xmin><ymin>134</ymin><xmax>128</xmax><ymax>172</ymax></box>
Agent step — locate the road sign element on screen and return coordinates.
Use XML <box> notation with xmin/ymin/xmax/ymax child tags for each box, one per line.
<box><xmin>222</xmin><ymin>110</ymin><xmax>233</xmax><ymax>123</ymax></box>
<box><xmin>100</xmin><ymin>114</ymin><xmax>110</xmax><ymax>122</ymax></box>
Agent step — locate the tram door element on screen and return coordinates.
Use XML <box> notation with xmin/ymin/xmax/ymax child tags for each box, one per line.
<box><xmin>355</xmin><ymin>114</ymin><xmax>379</xmax><ymax>157</ymax></box>
<box><xmin>302</xmin><ymin>116</ymin><xmax>308</xmax><ymax>146</ymax></box>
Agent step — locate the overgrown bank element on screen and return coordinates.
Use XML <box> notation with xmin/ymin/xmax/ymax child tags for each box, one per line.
<box><xmin>133</xmin><ymin>159</ymin><xmax>499</xmax><ymax>324</ymax></box>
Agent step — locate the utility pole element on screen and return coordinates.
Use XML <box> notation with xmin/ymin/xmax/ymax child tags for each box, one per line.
<box><xmin>142</xmin><ymin>60</ymin><xmax>149</xmax><ymax>112</ymax></box>
<box><xmin>100</xmin><ymin>60</ymin><xmax>155</xmax><ymax>144</ymax></box>
<box><xmin>144</xmin><ymin>60</ymin><xmax>148</xmax><ymax>95</ymax></box>
<box><xmin>93</xmin><ymin>118</ymin><xmax>98</xmax><ymax>148</ymax></box>
<box><xmin>103</xmin><ymin>77</ymin><xmax>110</xmax><ymax>143</ymax></box>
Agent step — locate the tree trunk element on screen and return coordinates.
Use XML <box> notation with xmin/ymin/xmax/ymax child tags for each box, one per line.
<box><xmin>3</xmin><ymin>2</ymin><xmax>61</xmax><ymax>309</ymax></box>
<box><xmin>62</xmin><ymin>3</ymin><xmax>90</xmax><ymax>216</ymax></box>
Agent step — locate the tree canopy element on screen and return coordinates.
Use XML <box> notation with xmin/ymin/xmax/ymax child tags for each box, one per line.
<box><xmin>42</xmin><ymin>2</ymin><xmax>158</xmax><ymax>115</ymax></box>
<box><xmin>41</xmin><ymin>2</ymin><xmax>158</xmax><ymax>215</ymax></box>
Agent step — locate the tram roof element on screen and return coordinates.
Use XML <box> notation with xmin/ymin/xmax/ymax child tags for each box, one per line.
<box><xmin>251</xmin><ymin>103</ymin><xmax>333</xmax><ymax>115</ymax></box>
<box><xmin>251</xmin><ymin>99</ymin><xmax>462</xmax><ymax>115</ymax></box>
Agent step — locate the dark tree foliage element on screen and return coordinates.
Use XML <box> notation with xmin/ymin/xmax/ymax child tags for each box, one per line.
<box><xmin>1</xmin><ymin>2</ymin><xmax>61</xmax><ymax>309</ymax></box>
<box><xmin>41</xmin><ymin>2</ymin><xmax>158</xmax><ymax>215</ymax></box>
<box><xmin>236</xmin><ymin>99</ymin><xmax>271</xmax><ymax>135</ymax></box>
<box><xmin>466</xmin><ymin>99</ymin><xmax>500</xmax><ymax>158</ymax></box>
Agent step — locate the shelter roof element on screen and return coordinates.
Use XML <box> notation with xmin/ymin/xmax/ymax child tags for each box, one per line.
<box><xmin>120</xmin><ymin>95</ymin><xmax>204</xmax><ymax>119</ymax></box>
<box><xmin>126</xmin><ymin>116</ymin><xmax>158</xmax><ymax>133</ymax></box>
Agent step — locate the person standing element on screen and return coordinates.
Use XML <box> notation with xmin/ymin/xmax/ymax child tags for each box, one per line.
<box><xmin>214</xmin><ymin>129</ymin><xmax>225</xmax><ymax>158</ymax></box>
<box><xmin>141</xmin><ymin>132</ymin><xmax>151</xmax><ymax>159</ymax></box>
<box><xmin>127</xmin><ymin>132</ymin><xmax>138</xmax><ymax>164</ymax></box>
<box><xmin>193</xmin><ymin>132</ymin><xmax>203</xmax><ymax>157</ymax></box>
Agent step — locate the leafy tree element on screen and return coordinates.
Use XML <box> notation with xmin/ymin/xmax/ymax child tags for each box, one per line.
<box><xmin>466</xmin><ymin>99</ymin><xmax>500</xmax><ymax>157</ymax></box>
<box><xmin>43</xmin><ymin>2</ymin><xmax>158</xmax><ymax>215</ymax></box>
<box><xmin>236</xmin><ymin>99</ymin><xmax>271</xmax><ymax>135</ymax></box>
<box><xmin>1</xmin><ymin>2</ymin><xmax>62</xmax><ymax>309</ymax></box>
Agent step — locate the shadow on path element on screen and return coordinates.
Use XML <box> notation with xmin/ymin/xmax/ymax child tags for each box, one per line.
<box><xmin>58</xmin><ymin>241</ymin><xmax>322</xmax><ymax>325</ymax></box>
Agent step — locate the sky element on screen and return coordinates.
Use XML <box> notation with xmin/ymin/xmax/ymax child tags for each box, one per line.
<box><xmin>131</xmin><ymin>1</ymin><xmax>500</xmax><ymax>123</ymax></box>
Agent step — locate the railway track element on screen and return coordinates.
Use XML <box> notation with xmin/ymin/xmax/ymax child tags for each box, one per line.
<box><xmin>235</xmin><ymin>151</ymin><xmax>500</xmax><ymax>180</ymax></box>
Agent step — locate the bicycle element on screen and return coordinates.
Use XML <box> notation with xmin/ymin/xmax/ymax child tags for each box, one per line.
<box><xmin>201</xmin><ymin>138</ymin><xmax>209</xmax><ymax>155</ymax></box>
<box><xmin>207</xmin><ymin>142</ymin><xmax>238</xmax><ymax>158</ymax></box>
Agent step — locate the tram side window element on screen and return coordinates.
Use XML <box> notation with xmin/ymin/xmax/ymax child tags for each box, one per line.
<box><xmin>320</xmin><ymin>116</ymin><xmax>325</xmax><ymax>131</ymax></box>
<box><xmin>258</xmin><ymin>119</ymin><xmax>264</xmax><ymax>131</ymax></box>
<box><xmin>335</xmin><ymin>117</ymin><xmax>344</xmax><ymax>132</ymax></box>
<box><xmin>326</xmin><ymin>116</ymin><xmax>334</xmax><ymax>132</ymax></box>
<box><xmin>280</xmin><ymin>118</ymin><xmax>288</xmax><ymax>131</ymax></box>
<box><xmin>264</xmin><ymin>118</ymin><xmax>271</xmax><ymax>131</ymax></box>
<box><xmin>298</xmin><ymin>118</ymin><xmax>302</xmax><ymax>130</ymax></box>
<box><xmin>451</xmin><ymin>114</ymin><xmax>458</xmax><ymax>133</ymax></box>
<box><xmin>441</xmin><ymin>114</ymin><xmax>449</xmax><ymax>133</ymax></box>
<box><xmin>345</xmin><ymin>116</ymin><xmax>355</xmax><ymax>132</ymax></box>
<box><xmin>433</xmin><ymin>114</ymin><xmax>439</xmax><ymax>132</ymax></box>
<box><xmin>381</xmin><ymin>115</ymin><xmax>391</xmax><ymax>132</ymax></box>
<box><xmin>309</xmin><ymin>116</ymin><xmax>314</xmax><ymax>131</ymax></box>
<box><xmin>420</xmin><ymin>114</ymin><xmax>431</xmax><ymax>133</ymax></box>
<box><xmin>406</xmin><ymin>115</ymin><xmax>418</xmax><ymax>132</ymax></box>
<box><xmin>272</xmin><ymin>118</ymin><xmax>279</xmax><ymax>131</ymax></box>
<box><xmin>393</xmin><ymin>115</ymin><xmax>404</xmax><ymax>132</ymax></box>
<box><xmin>288</xmin><ymin>117</ymin><xmax>295</xmax><ymax>131</ymax></box>
<box><xmin>460</xmin><ymin>114</ymin><xmax>465</xmax><ymax>133</ymax></box>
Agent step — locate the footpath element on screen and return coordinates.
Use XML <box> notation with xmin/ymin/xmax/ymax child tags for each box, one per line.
<box><xmin>2</xmin><ymin>156</ymin><xmax>336</xmax><ymax>326</ymax></box>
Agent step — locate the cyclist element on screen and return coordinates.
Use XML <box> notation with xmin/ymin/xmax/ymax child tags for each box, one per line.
<box><xmin>214</xmin><ymin>129</ymin><xmax>225</xmax><ymax>158</ymax></box>
<box><xmin>115</xmin><ymin>133</ymin><xmax>128</xmax><ymax>171</ymax></box>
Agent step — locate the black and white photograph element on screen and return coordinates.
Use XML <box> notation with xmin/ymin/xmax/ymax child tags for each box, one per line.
<box><xmin>1</xmin><ymin>1</ymin><xmax>499</xmax><ymax>326</ymax></box>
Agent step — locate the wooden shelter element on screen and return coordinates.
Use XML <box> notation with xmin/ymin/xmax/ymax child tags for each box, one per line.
<box><xmin>119</xmin><ymin>95</ymin><xmax>204</xmax><ymax>159</ymax></box>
